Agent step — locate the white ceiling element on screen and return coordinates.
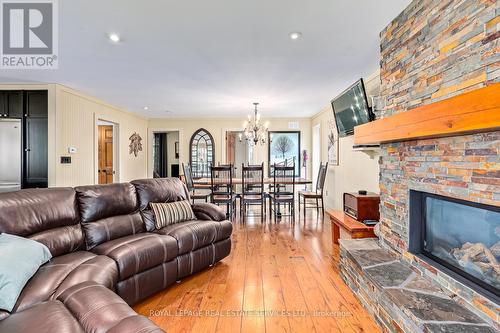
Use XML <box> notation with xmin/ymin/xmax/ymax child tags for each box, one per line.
<box><xmin>0</xmin><ymin>0</ymin><xmax>410</xmax><ymax>118</ymax></box>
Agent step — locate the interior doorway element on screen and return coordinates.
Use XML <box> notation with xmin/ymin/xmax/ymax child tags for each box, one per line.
<box><xmin>225</xmin><ymin>131</ymin><xmax>252</xmax><ymax>168</ymax></box>
<box><xmin>312</xmin><ymin>124</ymin><xmax>321</xmax><ymax>188</ymax></box>
<box><xmin>153</xmin><ymin>131</ymin><xmax>180</xmax><ymax>178</ymax></box>
<box><xmin>97</xmin><ymin>120</ymin><xmax>118</xmax><ymax>184</ymax></box>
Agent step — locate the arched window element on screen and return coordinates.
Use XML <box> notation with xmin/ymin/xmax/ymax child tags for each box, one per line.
<box><xmin>190</xmin><ymin>128</ymin><xmax>214</xmax><ymax>178</ymax></box>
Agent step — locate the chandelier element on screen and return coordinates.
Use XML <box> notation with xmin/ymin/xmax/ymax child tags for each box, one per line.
<box><xmin>239</xmin><ymin>102</ymin><xmax>270</xmax><ymax>145</ymax></box>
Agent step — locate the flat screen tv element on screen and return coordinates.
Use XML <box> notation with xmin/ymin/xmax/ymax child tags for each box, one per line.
<box><xmin>331</xmin><ymin>79</ymin><xmax>374</xmax><ymax>137</ymax></box>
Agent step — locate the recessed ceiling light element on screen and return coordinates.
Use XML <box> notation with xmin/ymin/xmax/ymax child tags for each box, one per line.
<box><xmin>289</xmin><ymin>31</ymin><xmax>302</xmax><ymax>40</ymax></box>
<box><xmin>143</xmin><ymin>106</ymin><xmax>149</xmax><ymax>111</ymax></box>
<box><xmin>108</xmin><ymin>33</ymin><xmax>121</xmax><ymax>43</ymax></box>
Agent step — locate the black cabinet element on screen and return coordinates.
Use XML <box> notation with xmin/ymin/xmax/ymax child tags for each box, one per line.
<box><xmin>0</xmin><ymin>90</ymin><xmax>48</xmax><ymax>188</ymax></box>
<box><xmin>0</xmin><ymin>91</ymin><xmax>23</xmax><ymax>118</ymax></box>
<box><xmin>24</xmin><ymin>118</ymin><xmax>48</xmax><ymax>188</ymax></box>
<box><xmin>0</xmin><ymin>93</ymin><xmax>5</xmax><ymax>117</ymax></box>
<box><xmin>23</xmin><ymin>91</ymin><xmax>48</xmax><ymax>188</ymax></box>
<box><xmin>25</xmin><ymin>91</ymin><xmax>48</xmax><ymax>118</ymax></box>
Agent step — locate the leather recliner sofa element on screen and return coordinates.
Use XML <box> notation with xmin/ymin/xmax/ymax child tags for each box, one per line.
<box><xmin>0</xmin><ymin>178</ymin><xmax>232</xmax><ymax>333</ymax></box>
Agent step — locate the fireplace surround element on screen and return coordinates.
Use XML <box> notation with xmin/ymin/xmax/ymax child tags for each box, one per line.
<box><xmin>340</xmin><ymin>0</ymin><xmax>500</xmax><ymax>329</ymax></box>
<box><xmin>408</xmin><ymin>190</ymin><xmax>500</xmax><ymax>304</ymax></box>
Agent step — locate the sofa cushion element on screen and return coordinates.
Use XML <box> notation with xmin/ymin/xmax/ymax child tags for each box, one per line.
<box><xmin>13</xmin><ymin>251</ymin><xmax>118</xmax><ymax>313</ymax></box>
<box><xmin>155</xmin><ymin>219</ymin><xmax>232</xmax><ymax>255</ymax></box>
<box><xmin>0</xmin><ymin>188</ymin><xmax>83</xmax><ymax>256</ymax></box>
<box><xmin>75</xmin><ymin>183</ymin><xmax>144</xmax><ymax>249</ymax></box>
<box><xmin>82</xmin><ymin>213</ymin><xmax>144</xmax><ymax>250</ymax></box>
<box><xmin>192</xmin><ymin>202</ymin><xmax>227</xmax><ymax>221</ymax></box>
<box><xmin>150</xmin><ymin>200</ymin><xmax>196</xmax><ymax>228</ymax></box>
<box><xmin>57</xmin><ymin>282</ymin><xmax>164</xmax><ymax>333</ymax></box>
<box><xmin>92</xmin><ymin>233</ymin><xmax>178</xmax><ymax>280</ymax></box>
<box><xmin>76</xmin><ymin>183</ymin><xmax>138</xmax><ymax>222</ymax></box>
<box><xmin>0</xmin><ymin>300</ymin><xmax>84</xmax><ymax>333</ymax></box>
<box><xmin>0</xmin><ymin>234</ymin><xmax>52</xmax><ymax>312</ymax></box>
<box><xmin>116</xmin><ymin>261</ymin><xmax>177</xmax><ymax>305</ymax></box>
<box><xmin>132</xmin><ymin>178</ymin><xmax>190</xmax><ymax>211</ymax></box>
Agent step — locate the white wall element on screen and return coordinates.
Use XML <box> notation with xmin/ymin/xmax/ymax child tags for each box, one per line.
<box><xmin>0</xmin><ymin>84</ymin><xmax>149</xmax><ymax>187</ymax></box>
<box><xmin>311</xmin><ymin>71</ymin><xmax>381</xmax><ymax>210</ymax></box>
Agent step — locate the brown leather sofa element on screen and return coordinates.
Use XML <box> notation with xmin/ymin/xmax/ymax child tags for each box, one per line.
<box><xmin>0</xmin><ymin>178</ymin><xmax>232</xmax><ymax>333</ymax></box>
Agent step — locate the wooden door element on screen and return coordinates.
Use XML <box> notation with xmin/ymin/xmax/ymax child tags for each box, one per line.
<box><xmin>98</xmin><ymin>125</ymin><xmax>114</xmax><ymax>184</ymax></box>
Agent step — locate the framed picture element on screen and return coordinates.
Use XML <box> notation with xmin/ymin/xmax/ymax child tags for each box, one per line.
<box><xmin>175</xmin><ymin>141</ymin><xmax>179</xmax><ymax>159</ymax></box>
<box><xmin>268</xmin><ymin>131</ymin><xmax>301</xmax><ymax>176</ymax></box>
<box><xmin>327</xmin><ymin>119</ymin><xmax>339</xmax><ymax>166</ymax></box>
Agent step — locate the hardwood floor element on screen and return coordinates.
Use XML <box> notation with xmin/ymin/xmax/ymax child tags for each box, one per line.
<box><xmin>133</xmin><ymin>209</ymin><xmax>381</xmax><ymax>333</ymax></box>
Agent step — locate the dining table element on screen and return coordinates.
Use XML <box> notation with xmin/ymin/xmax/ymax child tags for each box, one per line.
<box><xmin>192</xmin><ymin>177</ymin><xmax>312</xmax><ymax>218</ymax></box>
<box><xmin>192</xmin><ymin>177</ymin><xmax>312</xmax><ymax>186</ymax></box>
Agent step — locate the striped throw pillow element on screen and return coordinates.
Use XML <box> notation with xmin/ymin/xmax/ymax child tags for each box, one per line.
<box><xmin>150</xmin><ymin>200</ymin><xmax>196</xmax><ymax>229</ymax></box>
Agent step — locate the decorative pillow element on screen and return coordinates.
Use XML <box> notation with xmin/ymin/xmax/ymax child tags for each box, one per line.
<box><xmin>150</xmin><ymin>200</ymin><xmax>196</xmax><ymax>229</ymax></box>
<box><xmin>0</xmin><ymin>233</ymin><xmax>52</xmax><ymax>312</ymax></box>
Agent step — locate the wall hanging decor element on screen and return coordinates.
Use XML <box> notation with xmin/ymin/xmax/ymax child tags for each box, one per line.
<box><xmin>327</xmin><ymin>119</ymin><xmax>339</xmax><ymax>166</ymax></box>
<box><xmin>129</xmin><ymin>132</ymin><xmax>143</xmax><ymax>157</ymax></box>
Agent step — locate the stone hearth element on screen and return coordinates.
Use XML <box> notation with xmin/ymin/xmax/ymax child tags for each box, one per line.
<box><xmin>339</xmin><ymin>239</ymin><xmax>498</xmax><ymax>333</ymax></box>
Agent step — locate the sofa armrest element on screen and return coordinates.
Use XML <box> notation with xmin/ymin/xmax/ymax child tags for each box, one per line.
<box><xmin>192</xmin><ymin>203</ymin><xmax>226</xmax><ymax>221</ymax></box>
<box><xmin>57</xmin><ymin>281</ymin><xmax>164</xmax><ymax>333</ymax></box>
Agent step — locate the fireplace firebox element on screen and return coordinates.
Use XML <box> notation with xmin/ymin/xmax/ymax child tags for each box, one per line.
<box><xmin>409</xmin><ymin>190</ymin><xmax>500</xmax><ymax>303</ymax></box>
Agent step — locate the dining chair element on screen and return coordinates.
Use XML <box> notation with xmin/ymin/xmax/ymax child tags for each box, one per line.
<box><xmin>299</xmin><ymin>162</ymin><xmax>328</xmax><ymax>218</ymax></box>
<box><xmin>240</xmin><ymin>163</ymin><xmax>265</xmax><ymax>222</ymax></box>
<box><xmin>268</xmin><ymin>164</ymin><xmax>295</xmax><ymax>222</ymax></box>
<box><xmin>210</xmin><ymin>164</ymin><xmax>237</xmax><ymax>220</ymax></box>
<box><xmin>182</xmin><ymin>163</ymin><xmax>210</xmax><ymax>203</ymax></box>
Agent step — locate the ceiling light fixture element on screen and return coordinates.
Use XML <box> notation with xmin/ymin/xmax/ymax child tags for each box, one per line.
<box><xmin>108</xmin><ymin>33</ymin><xmax>121</xmax><ymax>43</ymax></box>
<box><xmin>289</xmin><ymin>31</ymin><xmax>302</xmax><ymax>40</ymax></box>
<box><xmin>143</xmin><ymin>106</ymin><xmax>149</xmax><ymax>111</ymax></box>
<box><xmin>239</xmin><ymin>103</ymin><xmax>270</xmax><ymax>145</ymax></box>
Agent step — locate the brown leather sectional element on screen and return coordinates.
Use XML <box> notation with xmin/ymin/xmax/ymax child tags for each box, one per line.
<box><xmin>0</xmin><ymin>178</ymin><xmax>232</xmax><ymax>333</ymax></box>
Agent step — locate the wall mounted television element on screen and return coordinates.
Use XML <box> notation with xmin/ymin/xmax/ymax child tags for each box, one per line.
<box><xmin>331</xmin><ymin>78</ymin><xmax>374</xmax><ymax>137</ymax></box>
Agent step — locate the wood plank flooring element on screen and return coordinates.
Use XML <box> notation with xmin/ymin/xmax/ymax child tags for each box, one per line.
<box><xmin>133</xmin><ymin>209</ymin><xmax>381</xmax><ymax>333</ymax></box>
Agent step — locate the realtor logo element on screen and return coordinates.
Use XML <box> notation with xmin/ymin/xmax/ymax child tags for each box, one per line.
<box><xmin>1</xmin><ymin>0</ymin><xmax>58</xmax><ymax>69</ymax></box>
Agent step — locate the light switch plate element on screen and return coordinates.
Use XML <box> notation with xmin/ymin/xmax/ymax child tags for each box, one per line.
<box><xmin>68</xmin><ymin>147</ymin><xmax>77</xmax><ymax>154</ymax></box>
<box><xmin>61</xmin><ymin>156</ymin><xmax>71</xmax><ymax>164</ymax></box>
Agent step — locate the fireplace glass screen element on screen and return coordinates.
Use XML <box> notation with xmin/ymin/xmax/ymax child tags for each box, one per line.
<box><xmin>424</xmin><ymin>195</ymin><xmax>500</xmax><ymax>294</ymax></box>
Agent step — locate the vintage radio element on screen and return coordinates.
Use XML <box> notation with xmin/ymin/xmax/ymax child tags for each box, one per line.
<box><xmin>343</xmin><ymin>192</ymin><xmax>380</xmax><ymax>222</ymax></box>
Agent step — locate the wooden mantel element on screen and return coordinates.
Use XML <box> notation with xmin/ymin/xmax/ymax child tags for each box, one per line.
<box><xmin>354</xmin><ymin>83</ymin><xmax>500</xmax><ymax>145</ymax></box>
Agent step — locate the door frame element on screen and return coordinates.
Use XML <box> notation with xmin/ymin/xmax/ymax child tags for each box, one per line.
<box><xmin>312</xmin><ymin>123</ymin><xmax>321</xmax><ymax>188</ymax></box>
<box><xmin>148</xmin><ymin>128</ymin><xmax>183</xmax><ymax>178</ymax></box>
<box><xmin>95</xmin><ymin>118</ymin><xmax>119</xmax><ymax>184</ymax></box>
<box><xmin>221</xmin><ymin>127</ymin><xmax>248</xmax><ymax>166</ymax></box>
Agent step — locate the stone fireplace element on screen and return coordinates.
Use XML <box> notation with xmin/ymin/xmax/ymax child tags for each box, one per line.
<box><xmin>408</xmin><ymin>190</ymin><xmax>500</xmax><ymax>303</ymax></box>
<box><xmin>338</xmin><ymin>0</ymin><xmax>500</xmax><ymax>331</ymax></box>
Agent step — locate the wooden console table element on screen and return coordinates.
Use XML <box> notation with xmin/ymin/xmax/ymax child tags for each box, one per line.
<box><xmin>326</xmin><ymin>210</ymin><xmax>377</xmax><ymax>244</ymax></box>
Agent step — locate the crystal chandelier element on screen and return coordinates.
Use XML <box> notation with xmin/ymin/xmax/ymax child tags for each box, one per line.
<box><xmin>239</xmin><ymin>102</ymin><xmax>270</xmax><ymax>145</ymax></box>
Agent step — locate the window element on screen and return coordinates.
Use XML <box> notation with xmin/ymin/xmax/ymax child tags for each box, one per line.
<box><xmin>190</xmin><ymin>128</ymin><xmax>214</xmax><ymax>178</ymax></box>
